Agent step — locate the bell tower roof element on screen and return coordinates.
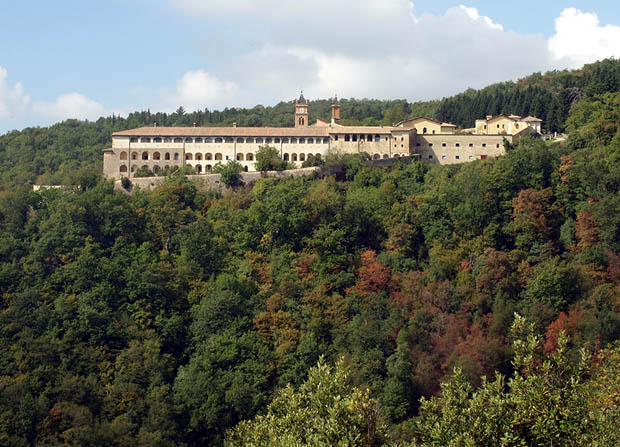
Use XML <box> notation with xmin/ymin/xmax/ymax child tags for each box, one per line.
<box><xmin>297</xmin><ymin>91</ymin><xmax>307</xmax><ymax>105</ymax></box>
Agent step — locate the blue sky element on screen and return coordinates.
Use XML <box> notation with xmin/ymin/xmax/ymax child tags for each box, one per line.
<box><xmin>1</xmin><ymin>0</ymin><xmax>620</xmax><ymax>133</ymax></box>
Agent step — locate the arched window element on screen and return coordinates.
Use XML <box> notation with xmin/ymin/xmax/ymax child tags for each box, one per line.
<box><xmin>153</xmin><ymin>152</ymin><xmax>161</xmax><ymax>160</ymax></box>
<box><xmin>283</xmin><ymin>153</ymin><xmax>289</xmax><ymax>161</ymax></box>
<box><xmin>154</xmin><ymin>137</ymin><xmax>162</xmax><ymax>143</ymax></box>
<box><xmin>247</xmin><ymin>153</ymin><xmax>254</xmax><ymax>161</ymax></box>
<box><xmin>141</xmin><ymin>137</ymin><xmax>151</xmax><ymax>143</ymax></box>
<box><xmin>153</xmin><ymin>165</ymin><xmax>161</xmax><ymax>174</ymax></box>
<box><xmin>299</xmin><ymin>138</ymin><xmax>305</xmax><ymax>144</ymax></box>
<box><xmin>299</xmin><ymin>117</ymin><xmax>305</xmax><ymax>125</ymax></box>
<box><xmin>186</xmin><ymin>153</ymin><xmax>193</xmax><ymax>160</ymax></box>
<box><xmin>164</xmin><ymin>137</ymin><xmax>172</xmax><ymax>143</ymax></box>
<box><xmin>206</xmin><ymin>164</ymin><xmax>212</xmax><ymax>171</ymax></box>
<box><xmin>394</xmin><ymin>154</ymin><xmax>400</xmax><ymax>158</ymax></box>
<box><xmin>174</xmin><ymin>153</ymin><xmax>179</xmax><ymax>160</ymax></box>
<box><xmin>315</xmin><ymin>154</ymin><xmax>321</xmax><ymax>159</ymax></box>
<box><xmin>373</xmin><ymin>154</ymin><xmax>380</xmax><ymax>159</ymax></box>
<box><xmin>195</xmin><ymin>137</ymin><xmax>203</xmax><ymax>143</ymax></box>
<box><xmin>423</xmin><ymin>127</ymin><xmax>427</xmax><ymax>134</ymax></box>
<box><xmin>307</xmin><ymin>138</ymin><xmax>314</xmax><ymax>144</ymax></box>
<box><xmin>205</xmin><ymin>153</ymin><xmax>212</xmax><ymax>160</ymax></box>
<box><xmin>215</xmin><ymin>137</ymin><xmax>223</xmax><ymax>143</ymax></box>
<box><xmin>205</xmin><ymin>137</ymin><xmax>213</xmax><ymax>143</ymax></box>
<box><xmin>142</xmin><ymin>152</ymin><xmax>148</xmax><ymax>160</ymax></box>
<box><xmin>266</xmin><ymin>138</ymin><xmax>273</xmax><ymax>144</ymax></box>
<box><xmin>225</xmin><ymin>137</ymin><xmax>234</xmax><ymax>143</ymax></box>
<box><xmin>246</xmin><ymin>137</ymin><xmax>254</xmax><ymax>144</ymax></box>
<box><xmin>255</xmin><ymin>137</ymin><xmax>263</xmax><ymax>144</ymax></box>
<box><xmin>274</xmin><ymin>138</ymin><xmax>281</xmax><ymax>143</ymax></box>
<box><xmin>174</xmin><ymin>137</ymin><xmax>183</xmax><ymax>143</ymax></box>
<box><xmin>185</xmin><ymin>137</ymin><xmax>193</xmax><ymax>143</ymax></box>
<box><xmin>299</xmin><ymin>153</ymin><xmax>305</xmax><ymax>161</ymax></box>
<box><xmin>215</xmin><ymin>153</ymin><xmax>222</xmax><ymax>160</ymax></box>
<box><xmin>120</xmin><ymin>165</ymin><xmax>128</xmax><ymax>173</ymax></box>
<box><xmin>131</xmin><ymin>166</ymin><xmax>136</xmax><ymax>172</ymax></box>
<box><xmin>130</xmin><ymin>137</ymin><xmax>138</xmax><ymax>143</ymax></box>
<box><xmin>165</xmin><ymin>152</ymin><xmax>170</xmax><ymax>160</ymax></box>
<box><xmin>292</xmin><ymin>153</ymin><xmax>298</xmax><ymax>161</ymax></box>
<box><xmin>120</xmin><ymin>151</ymin><xmax>128</xmax><ymax>160</ymax></box>
<box><xmin>237</xmin><ymin>138</ymin><xmax>244</xmax><ymax>143</ymax></box>
<box><xmin>237</xmin><ymin>153</ymin><xmax>244</xmax><ymax>161</ymax></box>
<box><xmin>290</xmin><ymin>138</ymin><xmax>297</xmax><ymax>144</ymax></box>
<box><xmin>282</xmin><ymin>138</ymin><xmax>289</xmax><ymax>143</ymax></box>
<box><xmin>196</xmin><ymin>165</ymin><xmax>202</xmax><ymax>173</ymax></box>
<box><xmin>323</xmin><ymin>138</ymin><xmax>330</xmax><ymax>144</ymax></box>
<box><xmin>196</xmin><ymin>153</ymin><xmax>202</xmax><ymax>160</ymax></box>
<box><xmin>131</xmin><ymin>152</ymin><xmax>138</xmax><ymax>160</ymax></box>
<box><xmin>383</xmin><ymin>154</ymin><xmax>389</xmax><ymax>159</ymax></box>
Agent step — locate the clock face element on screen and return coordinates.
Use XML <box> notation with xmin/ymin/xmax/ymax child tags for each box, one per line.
<box><xmin>297</xmin><ymin>107</ymin><xmax>306</xmax><ymax>113</ymax></box>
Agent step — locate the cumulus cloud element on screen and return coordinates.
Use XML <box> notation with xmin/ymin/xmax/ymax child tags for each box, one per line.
<box><xmin>0</xmin><ymin>66</ymin><xmax>30</xmax><ymax>119</ymax></box>
<box><xmin>33</xmin><ymin>93</ymin><xmax>106</xmax><ymax>121</ymax></box>
<box><xmin>549</xmin><ymin>8</ymin><xmax>620</xmax><ymax>68</ymax></box>
<box><xmin>165</xmin><ymin>69</ymin><xmax>238</xmax><ymax>111</ymax></box>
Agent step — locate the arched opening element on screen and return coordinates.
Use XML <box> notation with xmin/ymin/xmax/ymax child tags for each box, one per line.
<box><xmin>324</xmin><ymin>138</ymin><xmax>330</xmax><ymax>144</ymax></box>
<box><xmin>196</xmin><ymin>153</ymin><xmax>202</xmax><ymax>160</ymax></box>
<box><xmin>282</xmin><ymin>138</ymin><xmax>289</xmax><ymax>143</ymax></box>
<box><xmin>141</xmin><ymin>137</ymin><xmax>151</xmax><ymax>143</ymax></box>
<box><xmin>299</xmin><ymin>117</ymin><xmax>305</xmax><ymax>125</ymax></box>
<box><xmin>174</xmin><ymin>137</ymin><xmax>183</xmax><ymax>143</ymax></box>
<box><xmin>423</xmin><ymin>127</ymin><xmax>427</xmax><ymax>134</ymax></box>
<box><xmin>215</xmin><ymin>153</ymin><xmax>222</xmax><ymax>160</ymax></box>
<box><xmin>196</xmin><ymin>165</ymin><xmax>202</xmax><ymax>173</ymax></box>
<box><xmin>215</xmin><ymin>137</ymin><xmax>223</xmax><ymax>143</ymax></box>
<box><xmin>174</xmin><ymin>153</ymin><xmax>179</xmax><ymax>160</ymax></box>
<box><xmin>315</xmin><ymin>154</ymin><xmax>321</xmax><ymax>159</ymax></box>
<box><xmin>290</xmin><ymin>138</ymin><xmax>297</xmax><ymax>144</ymax></box>
<box><xmin>256</xmin><ymin>137</ymin><xmax>263</xmax><ymax>144</ymax></box>
<box><xmin>383</xmin><ymin>154</ymin><xmax>389</xmax><ymax>159</ymax></box>
<box><xmin>130</xmin><ymin>137</ymin><xmax>138</xmax><ymax>143</ymax></box>
<box><xmin>142</xmin><ymin>152</ymin><xmax>148</xmax><ymax>160</ymax></box>
<box><xmin>237</xmin><ymin>153</ymin><xmax>244</xmax><ymax>161</ymax></box>
<box><xmin>205</xmin><ymin>153</ymin><xmax>212</xmax><ymax>160</ymax></box>
<box><xmin>244</xmin><ymin>166</ymin><xmax>248</xmax><ymax>172</ymax></box>
<box><xmin>206</xmin><ymin>164</ymin><xmax>212</xmax><ymax>171</ymax></box>
<box><xmin>245</xmin><ymin>137</ymin><xmax>254</xmax><ymax>144</ymax></box>
<box><xmin>195</xmin><ymin>137</ymin><xmax>203</xmax><ymax>143</ymax></box>
<box><xmin>283</xmin><ymin>153</ymin><xmax>289</xmax><ymax>161</ymax></box>
<box><xmin>205</xmin><ymin>137</ymin><xmax>213</xmax><ymax>143</ymax></box>
<box><xmin>165</xmin><ymin>152</ymin><xmax>170</xmax><ymax>160</ymax></box>
<box><xmin>164</xmin><ymin>137</ymin><xmax>172</xmax><ymax>143</ymax></box>
<box><xmin>246</xmin><ymin>153</ymin><xmax>254</xmax><ymax>161</ymax></box>
<box><xmin>153</xmin><ymin>152</ymin><xmax>161</xmax><ymax>160</ymax></box>
<box><xmin>373</xmin><ymin>154</ymin><xmax>380</xmax><ymax>160</ymax></box>
<box><xmin>186</xmin><ymin>153</ymin><xmax>193</xmax><ymax>160</ymax></box>
<box><xmin>185</xmin><ymin>137</ymin><xmax>193</xmax><ymax>143</ymax></box>
<box><xmin>292</xmin><ymin>153</ymin><xmax>298</xmax><ymax>161</ymax></box>
<box><xmin>131</xmin><ymin>152</ymin><xmax>138</xmax><ymax>160</ymax></box>
<box><xmin>299</xmin><ymin>153</ymin><xmax>306</xmax><ymax>161</ymax></box>
<box><xmin>307</xmin><ymin>138</ymin><xmax>314</xmax><ymax>144</ymax></box>
<box><xmin>394</xmin><ymin>154</ymin><xmax>400</xmax><ymax>158</ymax></box>
<box><xmin>237</xmin><ymin>138</ymin><xmax>244</xmax><ymax>143</ymax></box>
<box><xmin>153</xmin><ymin>137</ymin><xmax>162</xmax><ymax>143</ymax></box>
<box><xmin>120</xmin><ymin>165</ymin><xmax>128</xmax><ymax>173</ymax></box>
<box><xmin>226</xmin><ymin>137</ymin><xmax>234</xmax><ymax>143</ymax></box>
<box><xmin>120</xmin><ymin>151</ymin><xmax>128</xmax><ymax>160</ymax></box>
<box><xmin>131</xmin><ymin>166</ymin><xmax>136</xmax><ymax>172</ymax></box>
<box><xmin>153</xmin><ymin>165</ymin><xmax>161</xmax><ymax>175</ymax></box>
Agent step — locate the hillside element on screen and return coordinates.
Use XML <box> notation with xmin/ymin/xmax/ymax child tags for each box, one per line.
<box><xmin>1</xmin><ymin>58</ymin><xmax>619</xmax><ymax>190</ymax></box>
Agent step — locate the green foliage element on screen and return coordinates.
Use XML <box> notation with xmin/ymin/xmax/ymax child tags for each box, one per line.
<box><xmin>213</xmin><ymin>160</ymin><xmax>243</xmax><ymax>187</ymax></box>
<box><xmin>255</xmin><ymin>145</ymin><xmax>291</xmax><ymax>171</ymax></box>
<box><xmin>226</xmin><ymin>357</ymin><xmax>389</xmax><ymax>447</ymax></box>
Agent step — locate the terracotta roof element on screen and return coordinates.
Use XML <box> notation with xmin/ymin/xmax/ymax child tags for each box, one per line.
<box><xmin>523</xmin><ymin>116</ymin><xmax>542</xmax><ymax>122</ymax></box>
<box><xmin>113</xmin><ymin>126</ymin><xmax>330</xmax><ymax>137</ymax></box>
<box><xmin>328</xmin><ymin>124</ymin><xmax>395</xmax><ymax>134</ymax></box>
<box><xmin>394</xmin><ymin>116</ymin><xmax>443</xmax><ymax>127</ymax></box>
<box><xmin>297</xmin><ymin>92</ymin><xmax>307</xmax><ymax>104</ymax></box>
<box><xmin>441</xmin><ymin>123</ymin><xmax>456</xmax><ymax>127</ymax></box>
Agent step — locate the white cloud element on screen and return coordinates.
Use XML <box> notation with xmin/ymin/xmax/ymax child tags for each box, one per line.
<box><xmin>166</xmin><ymin>69</ymin><xmax>238</xmax><ymax>111</ymax></box>
<box><xmin>548</xmin><ymin>8</ymin><xmax>620</xmax><ymax>68</ymax></box>
<box><xmin>0</xmin><ymin>66</ymin><xmax>30</xmax><ymax>119</ymax></box>
<box><xmin>33</xmin><ymin>93</ymin><xmax>106</xmax><ymax>121</ymax></box>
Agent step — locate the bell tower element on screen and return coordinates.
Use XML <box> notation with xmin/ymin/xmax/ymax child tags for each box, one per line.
<box><xmin>331</xmin><ymin>94</ymin><xmax>341</xmax><ymax>124</ymax></box>
<box><xmin>295</xmin><ymin>91</ymin><xmax>309</xmax><ymax>128</ymax></box>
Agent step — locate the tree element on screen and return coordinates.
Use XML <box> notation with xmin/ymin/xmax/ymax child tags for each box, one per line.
<box><xmin>255</xmin><ymin>145</ymin><xmax>289</xmax><ymax>171</ymax></box>
<box><xmin>226</xmin><ymin>357</ymin><xmax>389</xmax><ymax>447</ymax></box>
<box><xmin>213</xmin><ymin>160</ymin><xmax>243</xmax><ymax>188</ymax></box>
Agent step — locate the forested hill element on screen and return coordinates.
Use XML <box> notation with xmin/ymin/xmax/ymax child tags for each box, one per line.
<box><xmin>1</xmin><ymin>58</ymin><xmax>619</xmax><ymax>190</ymax></box>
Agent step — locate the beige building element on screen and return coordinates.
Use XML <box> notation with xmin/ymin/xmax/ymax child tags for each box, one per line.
<box><xmin>474</xmin><ymin>114</ymin><xmax>542</xmax><ymax>136</ymax></box>
<box><xmin>103</xmin><ymin>94</ymin><xmax>540</xmax><ymax>180</ymax></box>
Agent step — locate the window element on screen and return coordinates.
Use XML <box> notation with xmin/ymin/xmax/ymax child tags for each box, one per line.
<box><xmin>153</xmin><ymin>152</ymin><xmax>161</xmax><ymax>160</ymax></box>
<box><xmin>482</xmin><ymin>143</ymin><xmax>486</xmax><ymax>148</ymax></box>
<box><xmin>274</xmin><ymin>138</ymin><xmax>280</xmax><ymax>143</ymax></box>
<box><xmin>215</xmin><ymin>153</ymin><xmax>222</xmax><ymax>160</ymax></box>
<box><xmin>429</xmin><ymin>143</ymin><xmax>433</xmax><ymax>148</ymax></box>
<box><xmin>237</xmin><ymin>138</ymin><xmax>244</xmax><ymax>143</ymax></box>
<box><xmin>284</xmin><ymin>153</ymin><xmax>289</xmax><ymax>161</ymax></box>
<box><xmin>282</xmin><ymin>138</ymin><xmax>289</xmax><ymax>143</ymax></box>
<box><xmin>185</xmin><ymin>137</ymin><xmax>193</xmax><ymax>143</ymax></box>
<box><xmin>256</xmin><ymin>137</ymin><xmax>263</xmax><ymax>143</ymax></box>
<box><xmin>290</xmin><ymin>138</ymin><xmax>297</xmax><ymax>144</ymax></box>
<box><xmin>307</xmin><ymin>138</ymin><xmax>314</xmax><ymax>144</ymax></box>
<box><xmin>300</xmin><ymin>153</ymin><xmax>305</xmax><ymax>161</ymax></box>
<box><xmin>469</xmin><ymin>143</ymin><xmax>473</xmax><ymax>147</ymax></box>
<box><xmin>266</xmin><ymin>138</ymin><xmax>273</xmax><ymax>144</ymax></box>
<box><xmin>416</xmin><ymin>143</ymin><xmax>421</xmax><ymax>147</ymax></box>
<box><xmin>323</xmin><ymin>138</ymin><xmax>330</xmax><ymax>144</ymax></box>
<box><xmin>469</xmin><ymin>155</ymin><xmax>473</xmax><ymax>160</ymax></box>
<box><xmin>375</xmin><ymin>135</ymin><xmax>380</xmax><ymax>142</ymax></box>
<box><xmin>247</xmin><ymin>153</ymin><xmax>254</xmax><ymax>161</ymax></box>
<box><xmin>345</xmin><ymin>134</ymin><xmax>350</xmax><ymax>142</ymax></box>
<box><xmin>186</xmin><ymin>153</ymin><xmax>193</xmax><ymax>160</ymax></box>
<box><xmin>141</xmin><ymin>137</ymin><xmax>151</xmax><ymax>143</ymax></box>
<box><xmin>205</xmin><ymin>137</ymin><xmax>213</xmax><ymax>143</ymax></box>
<box><xmin>174</xmin><ymin>137</ymin><xmax>183</xmax><ymax>143</ymax></box>
<box><xmin>432</xmin><ymin>130</ymin><xmax>436</xmax><ymax>134</ymax></box>
<box><xmin>196</xmin><ymin>153</ymin><xmax>202</xmax><ymax>160</ymax></box>
<box><xmin>455</xmin><ymin>143</ymin><xmax>460</xmax><ymax>147</ymax></box>
<box><xmin>246</xmin><ymin>137</ymin><xmax>254</xmax><ymax>143</ymax></box>
<box><xmin>429</xmin><ymin>155</ymin><xmax>433</xmax><ymax>159</ymax></box>
<box><xmin>120</xmin><ymin>151</ymin><xmax>128</xmax><ymax>160</ymax></box>
<box><xmin>164</xmin><ymin>137</ymin><xmax>172</xmax><ymax>143</ymax></box>
<box><xmin>142</xmin><ymin>152</ymin><xmax>148</xmax><ymax>160</ymax></box>
<box><xmin>334</xmin><ymin>135</ymin><xmax>339</xmax><ymax>141</ymax></box>
<box><xmin>292</xmin><ymin>154</ymin><xmax>298</xmax><ymax>161</ymax></box>
<box><xmin>165</xmin><ymin>152</ymin><xmax>170</xmax><ymax>160</ymax></box>
<box><xmin>352</xmin><ymin>134</ymin><xmax>358</xmax><ymax>142</ymax></box>
<box><xmin>480</xmin><ymin>154</ymin><xmax>488</xmax><ymax>159</ymax></box>
<box><xmin>205</xmin><ymin>153</ymin><xmax>212</xmax><ymax>160</ymax></box>
<box><xmin>215</xmin><ymin>138</ymin><xmax>223</xmax><ymax>143</ymax></box>
<box><xmin>496</xmin><ymin>144</ymin><xmax>500</xmax><ymax>148</ymax></box>
<box><xmin>195</xmin><ymin>137</ymin><xmax>203</xmax><ymax>143</ymax></box>
<box><xmin>441</xmin><ymin>155</ymin><xmax>447</xmax><ymax>160</ymax></box>
<box><xmin>226</xmin><ymin>138</ymin><xmax>234</xmax><ymax>143</ymax></box>
<box><xmin>423</xmin><ymin>127</ymin><xmax>427</xmax><ymax>134</ymax></box>
<box><xmin>442</xmin><ymin>143</ymin><xmax>447</xmax><ymax>147</ymax></box>
<box><xmin>299</xmin><ymin>138</ymin><xmax>305</xmax><ymax>144</ymax></box>
<box><xmin>455</xmin><ymin>155</ymin><xmax>460</xmax><ymax>160</ymax></box>
<box><xmin>154</xmin><ymin>137</ymin><xmax>162</xmax><ymax>143</ymax></box>
<box><xmin>120</xmin><ymin>165</ymin><xmax>127</xmax><ymax>173</ymax></box>
<box><xmin>130</xmin><ymin>137</ymin><xmax>138</xmax><ymax>143</ymax></box>
<box><xmin>174</xmin><ymin>153</ymin><xmax>179</xmax><ymax>160</ymax></box>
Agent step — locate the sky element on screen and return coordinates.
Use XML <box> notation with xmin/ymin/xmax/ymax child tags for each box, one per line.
<box><xmin>1</xmin><ymin>0</ymin><xmax>620</xmax><ymax>133</ymax></box>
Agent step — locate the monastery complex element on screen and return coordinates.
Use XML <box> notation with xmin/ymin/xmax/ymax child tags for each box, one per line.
<box><xmin>103</xmin><ymin>94</ymin><xmax>542</xmax><ymax>179</ymax></box>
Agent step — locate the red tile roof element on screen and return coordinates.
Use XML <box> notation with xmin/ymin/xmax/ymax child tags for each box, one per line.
<box><xmin>113</xmin><ymin>126</ymin><xmax>331</xmax><ymax>138</ymax></box>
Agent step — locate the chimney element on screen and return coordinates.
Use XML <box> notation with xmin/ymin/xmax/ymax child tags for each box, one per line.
<box><xmin>193</xmin><ymin>122</ymin><xmax>197</xmax><ymax>127</ymax></box>
<box><xmin>233</xmin><ymin>122</ymin><xmax>237</xmax><ymax>128</ymax></box>
<box><xmin>486</xmin><ymin>115</ymin><xmax>492</xmax><ymax>120</ymax></box>
<box><xmin>331</xmin><ymin>94</ymin><xmax>341</xmax><ymax>124</ymax></box>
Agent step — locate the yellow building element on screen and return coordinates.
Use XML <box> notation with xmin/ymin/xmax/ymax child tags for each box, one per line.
<box><xmin>103</xmin><ymin>94</ymin><xmax>538</xmax><ymax>180</ymax></box>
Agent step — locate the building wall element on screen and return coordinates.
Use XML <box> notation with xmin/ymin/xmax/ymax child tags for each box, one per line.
<box><xmin>414</xmin><ymin>134</ymin><xmax>510</xmax><ymax>165</ymax></box>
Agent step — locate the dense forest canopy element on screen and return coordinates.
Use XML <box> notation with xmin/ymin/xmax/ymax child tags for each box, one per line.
<box><xmin>1</xmin><ymin>60</ymin><xmax>620</xmax><ymax>446</ymax></box>
<box><xmin>1</xmin><ymin>59</ymin><xmax>619</xmax><ymax>190</ymax></box>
